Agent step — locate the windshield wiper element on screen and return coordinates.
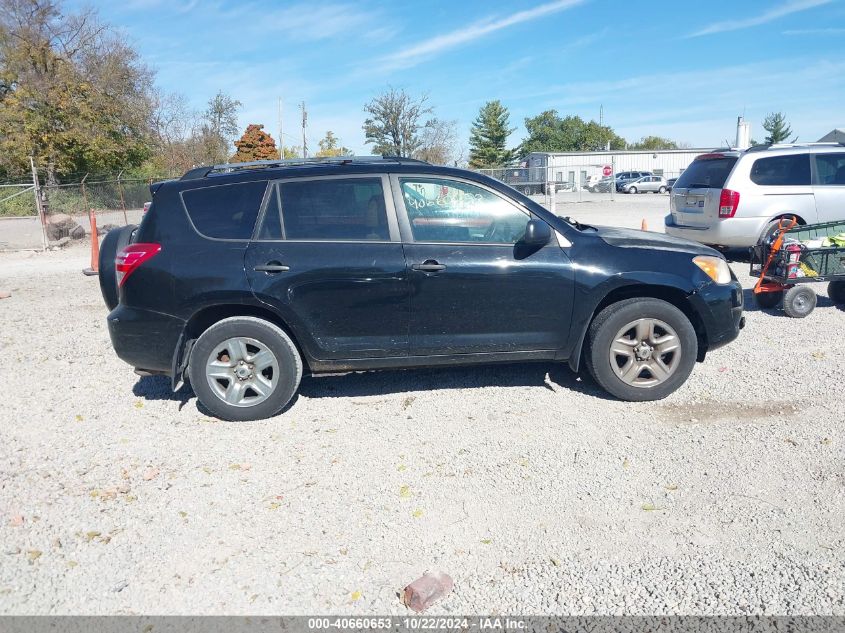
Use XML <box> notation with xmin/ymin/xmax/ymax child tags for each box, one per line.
<box><xmin>562</xmin><ymin>216</ymin><xmax>596</xmax><ymax>231</ymax></box>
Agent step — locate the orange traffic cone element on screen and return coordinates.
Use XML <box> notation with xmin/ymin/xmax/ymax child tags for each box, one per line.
<box><xmin>641</xmin><ymin>218</ymin><xmax>648</xmax><ymax>231</ymax></box>
<box><xmin>82</xmin><ymin>209</ymin><xmax>99</xmax><ymax>276</ymax></box>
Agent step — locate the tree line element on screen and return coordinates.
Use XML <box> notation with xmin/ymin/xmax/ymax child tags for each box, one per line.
<box><xmin>0</xmin><ymin>0</ymin><xmax>798</xmax><ymax>184</ymax></box>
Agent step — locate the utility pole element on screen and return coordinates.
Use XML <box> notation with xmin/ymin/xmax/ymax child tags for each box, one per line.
<box><xmin>300</xmin><ymin>102</ymin><xmax>308</xmax><ymax>158</ymax></box>
<box><xmin>278</xmin><ymin>98</ymin><xmax>284</xmax><ymax>160</ymax></box>
<box><xmin>599</xmin><ymin>104</ymin><xmax>603</xmax><ymax>127</ymax></box>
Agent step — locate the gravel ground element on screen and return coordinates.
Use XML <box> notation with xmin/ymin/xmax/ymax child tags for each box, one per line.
<box><xmin>0</xmin><ymin>205</ymin><xmax>843</xmax><ymax>615</ymax></box>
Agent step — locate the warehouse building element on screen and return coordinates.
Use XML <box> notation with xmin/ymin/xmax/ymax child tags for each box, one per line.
<box><xmin>524</xmin><ymin>148</ymin><xmax>714</xmax><ymax>187</ymax></box>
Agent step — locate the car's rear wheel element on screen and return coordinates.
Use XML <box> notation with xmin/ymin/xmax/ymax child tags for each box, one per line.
<box><xmin>828</xmin><ymin>280</ymin><xmax>845</xmax><ymax>305</ymax></box>
<box><xmin>782</xmin><ymin>286</ymin><xmax>816</xmax><ymax>318</ymax></box>
<box><xmin>753</xmin><ymin>290</ymin><xmax>782</xmax><ymax>309</ymax></box>
<box><xmin>658</xmin><ymin>186</ymin><xmax>667</xmax><ymax>194</ymax></box>
<box><xmin>98</xmin><ymin>224</ymin><xmax>136</xmax><ymax>311</ymax></box>
<box><xmin>188</xmin><ymin>317</ymin><xmax>302</xmax><ymax>421</ymax></box>
<box><xmin>585</xmin><ymin>298</ymin><xmax>697</xmax><ymax>401</ymax></box>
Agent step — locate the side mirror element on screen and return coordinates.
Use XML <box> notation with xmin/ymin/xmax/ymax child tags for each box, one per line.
<box><xmin>522</xmin><ymin>219</ymin><xmax>551</xmax><ymax>246</ymax></box>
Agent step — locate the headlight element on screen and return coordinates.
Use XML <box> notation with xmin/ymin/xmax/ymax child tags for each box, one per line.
<box><xmin>693</xmin><ymin>256</ymin><xmax>732</xmax><ymax>284</ymax></box>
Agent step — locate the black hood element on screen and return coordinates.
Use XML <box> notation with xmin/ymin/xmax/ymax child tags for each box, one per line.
<box><xmin>592</xmin><ymin>226</ymin><xmax>720</xmax><ymax>257</ymax></box>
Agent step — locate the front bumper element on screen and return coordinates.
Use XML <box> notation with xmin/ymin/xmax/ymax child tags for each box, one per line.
<box><xmin>665</xmin><ymin>214</ymin><xmax>769</xmax><ymax>248</ymax></box>
<box><xmin>107</xmin><ymin>305</ymin><xmax>185</xmax><ymax>373</ymax></box>
<box><xmin>689</xmin><ymin>278</ymin><xmax>745</xmax><ymax>354</ymax></box>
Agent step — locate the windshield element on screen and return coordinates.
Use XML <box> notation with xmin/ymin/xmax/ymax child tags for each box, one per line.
<box><xmin>674</xmin><ymin>156</ymin><xmax>737</xmax><ymax>189</ymax></box>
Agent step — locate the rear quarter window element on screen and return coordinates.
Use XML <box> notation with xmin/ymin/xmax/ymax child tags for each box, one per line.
<box><xmin>749</xmin><ymin>154</ymin><xmax>810</xmax><ymax>186</ymax></box>
<box><xmin>181</xmin><ymin>181</ymin><xmax>268</xmax><ymax>239</ymax></box>
<box><xmin>674</xmin><ymin>156</ymin><xmax>738</xmax><ymax>189</ymax></box>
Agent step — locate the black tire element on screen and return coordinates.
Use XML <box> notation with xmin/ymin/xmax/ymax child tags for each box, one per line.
<box><xmin>782</xmin><ymin>286</ymin><xmax>816</xmax><ymax>318</ymax></box>
<box><xmin>754</xmin><ymin>290</ymin><xmax>783</xmax><ymax>310</ymax></box>
<box><xmin>628</xmin><ymin>186</ymin><xmax>637</xmax><ymax>194</ymax></box>
<box><xmin>188</xmin><ymin>317</ymin><xmax>302</xmax><ymax>421</ymax></box>
<box><xmin>828</xmin><ymin>280</ymin><xmax>845</xmax><ymax>305</ymax></box>
<box><xmin>658</xmin><ymin>186</ymin><xmax>667</xmax><ymax>194</ymax></box>
<box><xmin>98</xmin><ymin>224</ymin><xmax>136</xmax><ymax>311</ymax></box>
<box><xmin>585</xmin><ymin>298</ymin><xmax>698</xmax><ymax>402</ymax></box>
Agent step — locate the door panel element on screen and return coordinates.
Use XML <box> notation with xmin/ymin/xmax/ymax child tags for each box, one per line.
<box><xmin>813</xmin><ymin>152</ymin><xmax>845</xmax><ymax>223</ymax></box>
<box><xmin>245</xmin><ymin>242</ymin><xmax>408</xmax><ymax>359</ymax></box>
<box><xmin>245</xmin><ymin>175</ymin><xmax>408</xmax><ymax>361</ymax></box>
<box><xmin>390</xmin><ymin>174</ymin><xmax>574</xmax><ymax>356</ymax></box>
<box><xmin>403</xmin><ymin>242</ymin><xmax>573</xmax><ymax>355</ymax></box>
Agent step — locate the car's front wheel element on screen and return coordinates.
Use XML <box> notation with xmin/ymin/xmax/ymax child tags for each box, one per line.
<box><xmin>585</xmin><ymin>298</ymin><xmax>698</xmax><ymax>401</ymax></box>
<box><xmin>188</xmin><ymin>317</ymin><xmax>303</xmax><ymax>421</ymax></box>
<box><xmin>628</xmin><ymin>186</ymin><xmax>637</xmax><ymax>194</ymax></box>
<box><xmin>658</xmin><ymin>186</ymin><xmax>667</xmax><ymax>194</ymax></box>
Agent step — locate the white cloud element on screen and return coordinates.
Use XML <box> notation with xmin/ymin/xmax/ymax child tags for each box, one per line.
<box><xmin>783</xmin><ymin>27</ymin><xmax>845</xmax><ymax>34</ymax></box>
<box><xmin>374</xmin><ymin>0</ymin><xmax>586</xmax><ymax>71</ymax></box>
<box><xmin>688</xmin><ymin>0</ymin><xmax>833</xmax><ymax>37</ymax></box>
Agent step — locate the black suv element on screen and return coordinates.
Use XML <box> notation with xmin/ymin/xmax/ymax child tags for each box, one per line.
<box><xmin>100</xmin><ymin>156</ymin><xmax>744</xmax><ymax>421</ymax></box>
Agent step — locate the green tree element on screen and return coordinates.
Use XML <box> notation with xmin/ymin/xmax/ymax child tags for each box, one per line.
<box><xmin>363</xmin><ymin>87</ymin><xmax>433</xmax><ymax>157</ymax></box>
<box><xmin>518</xmin><ymin>111</ymin><xmax>625</xmax><ymax>156</ymax></box>
<box><xmin>468</xmin><ymin>100</ymin><xmax>515</xmax><ymax>168</ymax></box>
<box><xmin>315</xmin><ymin>131</ymin><xmax>351</xmax><ymax>157</ymax></box>
<box><xmin>629</xmin><ymin>136</ymin><xmax>679</xmax><ymax>150</ymax></box>
<box><xmin>201</xmin><ymin>91</ymin><xmax>241</xmax><ymax>163</ymax></box>
<box><xmin>0</xmin><ymin>0</ymin><xmax>155</xmax><ymax>183</ymax></box>
<box><xmin>762</xmin><ymin>112</ymin><xmax>794</xmax><ymax>144</ymax></box>
<box><xmin>230</xmin><ymin>124</ymin><xmax>278</xmax><ymax>162</ymax></box>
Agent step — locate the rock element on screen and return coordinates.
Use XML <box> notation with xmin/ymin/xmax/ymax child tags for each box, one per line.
<box><xmin>45</xmin><ymin>213</ymin><xmax>84</xmax><ymax>241</ymax></box>
<box><xmin>9</xmin><ymin>513</ymin><xmax>23</xmax><ymax>527</ymax></box>
<box><xmin>69</xmin><ymin>224</ymin><xmax>86</xmax><ymax>240</ymax></box>
<box><xmin>48</xmin><ymin>237</ymin><xmax>71</xmax><ymax>249</ymax></box>
<box><xmin>402</xmin><ymin>571</ymin><xmax>454</xmax><ymax>613</ymax></box>
<box><xmin>99</xmin><ymin>223</ymin><xmax>120</xmax><ymax>235</ymax></box>
<box><xmin>111</xmin><ymin>580</ymin><xmax>129</xmax><ymax>593</ymax></box>
<box><xmin>0</xmin><ymin>290</ymin><xmax>10</xmax><ymax>300</ymax></box>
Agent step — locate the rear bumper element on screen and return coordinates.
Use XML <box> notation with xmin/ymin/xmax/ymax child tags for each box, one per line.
<box><xmin>107</xmin><ymin>305</ymin><xmax>184</xmax><ymax>373</ymax></box>
<box><xmin>689</xmin><ymin>279</ymin><xmax>745</xmax><ymax>354</ymax></box>
<box><xmin>665</xmin><ymin>214</ymin><xmax>769</xmax><ymax>248</ymax></box>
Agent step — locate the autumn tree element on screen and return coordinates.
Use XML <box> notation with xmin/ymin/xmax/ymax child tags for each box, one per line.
<box><xmin>315</xmin><ymin>131</ymin><xmax>351</xmax><ymax>157</ymax></box>
<box><xmin>415</xmin><ymin>118</ymin><xmax>457</xmax><ymax>165</ymax></box>
<box><xmin>0</xmin><ymin>0</ymin><xmax>155</xmax><ymax>183</ymax></box>
<box><xmin>231</xmin><ymin>124</ymin><xmax>278</xmax><ymax>162</ymax></box>
<box><xmin>469</xmin><ymin>100</ymin><xmax>515</xmax><ymax>168</ymax></box>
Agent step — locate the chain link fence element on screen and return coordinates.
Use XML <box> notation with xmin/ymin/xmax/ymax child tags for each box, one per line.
<box><xmin>0</xmin><ymin>176</ymin><xmax>165</xmax><ymax>252</ymax></box>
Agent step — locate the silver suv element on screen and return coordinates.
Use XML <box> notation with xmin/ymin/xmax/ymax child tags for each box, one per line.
<box><xmin>665</xmin><ymin>144</ymin><xmax>845</xmax><ymax>248</ymax></box>
<box><xmin>621</xmin><ymin>175</ymin><xmax>668</xmax><ymax>194</ymax></box>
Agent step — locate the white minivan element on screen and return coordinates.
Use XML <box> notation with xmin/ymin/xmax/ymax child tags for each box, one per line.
<box><xmin>665</xmin><ymin>144</ymin><xmax>845</xmax><ymax>248</ymax></box>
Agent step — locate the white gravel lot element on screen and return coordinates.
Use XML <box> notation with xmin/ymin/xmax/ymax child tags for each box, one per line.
<box><xmin>0</xmin><ymin>199</ymin><xmax>842</xmax><ymax>615</ymax></box>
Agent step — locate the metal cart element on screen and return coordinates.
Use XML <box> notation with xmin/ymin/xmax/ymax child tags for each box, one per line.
<box><xmin>750</xmin><ymin>217</ymin><xmax>845</xmax><ymax>317</ymax></box>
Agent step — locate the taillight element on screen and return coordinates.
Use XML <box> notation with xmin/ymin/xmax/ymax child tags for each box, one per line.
<box><xmin>116</xmin><ymin>243</ymin><xmax>161</xmax><ymax>287</ymax></box>
<box><xmin>718</xmin><ymin>189</ymin><xmax>740</xmax><ymax>218</ymax></box>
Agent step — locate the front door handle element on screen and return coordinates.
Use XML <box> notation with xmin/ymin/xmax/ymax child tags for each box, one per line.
<box><xmin>412</xmin><ymin>260</ymin><xmax>446</xmax><ymax>272</ymax></box>
<box><xmin>254</xmin><ymin>262</ymin><xmax>290</xmax><ymax>274</ymax></box>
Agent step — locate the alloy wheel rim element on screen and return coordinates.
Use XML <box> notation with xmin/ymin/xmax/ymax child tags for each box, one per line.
<box><xmin>609</xmin><ymin>318</ymin><xmax>681</xmax><ymax>388</ymax></box>
<box><xmin>206</xmin><ymin>337</ymin><xmax>279</xmax><ymax>407</ymax></box>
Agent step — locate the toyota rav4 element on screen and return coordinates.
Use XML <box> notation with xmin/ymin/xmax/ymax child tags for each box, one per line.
<box><xmin>100</xmin><ymin>156</ymin><xmax>744</xmax><ymax>421</ymax></box>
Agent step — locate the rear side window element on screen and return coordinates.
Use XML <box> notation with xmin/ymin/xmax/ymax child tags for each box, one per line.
<box><xmin>815</xmin><ymin>153</ymin><xmax>845</xmax><ymax>185</ymax></box>
<box><xmin>182</xmin><ymin>181</ymin><xmax>268</xmax><ymax>239</ymax></box>
<box><xmin>750</xmin><ymin>154</ymin><xmax>810</xmax><ymax>186</ymax></box>
<box><xmin>674</xmin><ymin>156</ymin><xmax>737</xmax><ymax>189</ymax></box>
<box><xmin>279</xmin><ymin>178</ymin><xmax>389</xmax><ymax>241</ymax></box>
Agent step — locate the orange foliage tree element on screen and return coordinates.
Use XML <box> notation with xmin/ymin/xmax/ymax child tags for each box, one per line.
<box><xmin>231</xmin><ymin>124</ymin><xmax>278</xmax><ymax>162</ymax></box>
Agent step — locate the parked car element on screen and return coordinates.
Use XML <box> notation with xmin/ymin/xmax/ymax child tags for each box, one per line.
<box><xmin>100</xmin><ymin>156</ymin><xmax>744</xmax><ymax>421</ymax></box>
<box><xmin>666</xmin><ymin>178</ymin><xmax>678</xmax><ymax>192</ymax></box>
<box><xmin>588</xmin><ymin>177</ymin><xmax>615</xmax><ymax>193</ymax></box>
<box><xmin>621</xmin><ymin>176</ymin><xmax>669</xmax><ymax>194</ymax></box>
<box><xmin>665</xmin><ymin>143</ymin><xmax>845</xmax><ymax>248</ymax></box>
<box><xmin>615</xmin><ymin>171</ymin><xmax>653</xmax><ymax>191</ymax></box>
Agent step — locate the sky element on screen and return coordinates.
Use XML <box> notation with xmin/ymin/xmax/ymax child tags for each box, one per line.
<box><xmin>69</xmin><ymin>0</ymin><xmax>845</xmax><ymax>156</ymax></box>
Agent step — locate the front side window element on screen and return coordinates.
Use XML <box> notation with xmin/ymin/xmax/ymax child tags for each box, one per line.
<box><xmin>182</xmin><ymin>181</ymin><xmax>268</xmax><ymax>239</ymax></box>
<box><xmin>815</xmin><ymin>153</ymin><xmax>845</xmax><ymax>185</ymax></box>
<box><xmin>278</xmin><ymin>178</ymin><xmax>389</xmax><ymax>241</ymax></box>
<box><xmin>399</xmin><ymin>178</ymin><xmax>530</xmax><ymax>244</ymax></box>
<box><xmin>750</xmin><ymin>154</ymin><xmax>811</xmax><ymax>186</ymax></box>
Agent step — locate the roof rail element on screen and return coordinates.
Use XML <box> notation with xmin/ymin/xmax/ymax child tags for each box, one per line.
<box><xmin>180</xmin><ymin>155</ymin><xmax>431</xmax><ymax>180</ymax></box>
<box><xmin>745</xmin><ymin>142</ymin><xmax>845</xmax><ymax>153</ymax></box>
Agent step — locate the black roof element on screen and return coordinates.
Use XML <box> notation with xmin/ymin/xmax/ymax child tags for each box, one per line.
<box><xmin>180</xmin><ymin>155</ymin><xmax>431</xmax><ymax>181</ymax></box>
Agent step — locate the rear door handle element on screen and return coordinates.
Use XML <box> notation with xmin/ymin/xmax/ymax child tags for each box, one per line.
<box><xmin>254</xmin><ymin>262</ymin><xmax>290</xmax><ymax>273</ymax></box>
<box><xmin>412</xmin><ymin>260</ymin><xmax>446</xmax><ymax>272</ymax></box>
